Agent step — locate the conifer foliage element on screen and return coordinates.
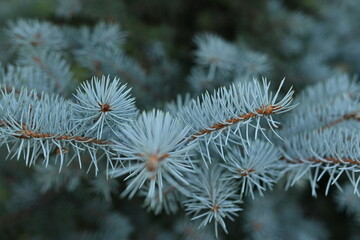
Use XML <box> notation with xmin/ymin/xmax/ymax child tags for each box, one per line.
<box><xmin>1</xmin><ymin>0</ymin><xmax>360</xmax><ymax>239</ymax></box>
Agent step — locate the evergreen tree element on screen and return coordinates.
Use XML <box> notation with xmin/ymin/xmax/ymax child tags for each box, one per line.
<box><xmin>1</xmin><ymin>1</ymin><xmax>360</xmax><ymax>239</ymax></box>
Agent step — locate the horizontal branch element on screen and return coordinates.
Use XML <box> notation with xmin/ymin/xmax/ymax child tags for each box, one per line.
<box><xmin>190</xmin><ymin>104</ymin><xmax>282</xmax><ymax>140</ymax></box>
<box><xmin>320</xmin><ymin>110</ymin><xmax>360</xmax><ymax>131</ymax></box>
<box><xmin>285</xmin><ymin>157</ymin><xmax>360</xmax><ymax>166</ymax></box>
<box><xmin>15</xmin><ymin>129</ymin><xmax>111</xmax><ymax>145</ymax></box>
<box><xmin>0</xmin><ymin>120</ymin><xmax>112</xmax><ymax>145</ymax></box>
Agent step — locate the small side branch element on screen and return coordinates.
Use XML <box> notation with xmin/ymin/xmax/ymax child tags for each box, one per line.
<box><xmin>320</xmin><ymin>110</ymin><xmax>360</xmax><ymax>131</ymax></box>
<box><xmin>189</xmin><ymin>104</ymin><xmax>282</xmax><ymax>141</ymax></box>
<box><xmin>0</xmin><ymin>120</ymin><xmax>112</xmax><ymax>145</ymax></box>
<box><xmin>285</xmin><ymin>157</ymin><xmax>360</xmax><ymax>166</ymax></box>
<box><xmin>15</xmin><ymin>129</ymin><xmax>111</xmax><ymax>145</ymax></box>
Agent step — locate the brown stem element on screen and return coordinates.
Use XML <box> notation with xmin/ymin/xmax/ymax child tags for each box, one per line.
<box><xmin>0</xmin><ymin>120</ymin><xmax>112</xmax><ymax>145</ymax></box>
<box><xmin>320</xmin><ymin>110</ymin><xmax>360</xmax><ymax>131</ymax></box>
<box><xmin>15</xmin><ymin>130</ymin><xmax>111</xmax><ymax>145</ymax></box>
<box><xmin>285</xmin><ymin>157</ymin><xmax>360</xmax><ymax>166</ymax></box>
<box><xmin>189</xmin><ymin>104</ymin><xmax>283</xmax><ymax>141</ymax></box>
